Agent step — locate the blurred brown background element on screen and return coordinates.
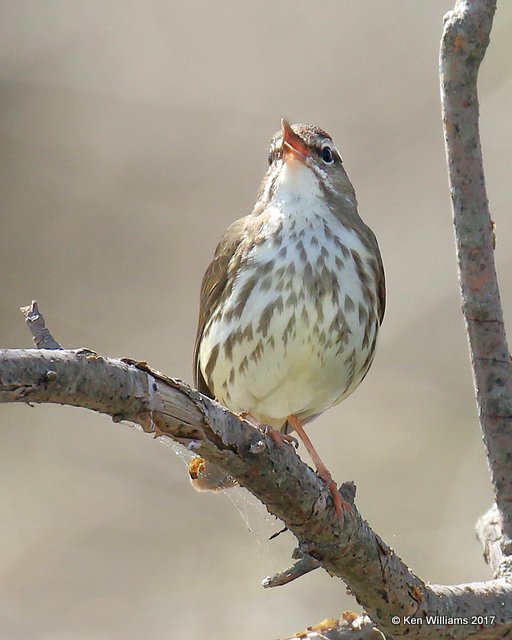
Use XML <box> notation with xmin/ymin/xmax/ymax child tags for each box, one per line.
<box><xmin>1</xmin><ymin>1</ymin><xmax>511</xmax><ymax>638</ymax></box>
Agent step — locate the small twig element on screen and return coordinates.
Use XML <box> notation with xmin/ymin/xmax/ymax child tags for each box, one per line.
<box><xmin>264</xmin><ymin>483</ymin><xmax>356</xmax><ymax>588</ymax></box>
<box><xmin>269</xmin><ymin>526</ymin><xmax>288</xmax><ymax>540</ymax></box>
<box><xmin>20</xmin><ymin>301</ymin><xmax>62</xmax><ymax>350</ymax></box>
<box><xmin>263</xmin><ymin>555</ymin><xmax>321</xmax><ymax>588</ymax></box>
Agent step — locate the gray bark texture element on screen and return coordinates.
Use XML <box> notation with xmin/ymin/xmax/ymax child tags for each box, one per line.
<box><xmin>440</xmin><ymin>0</ymin><xmax>512</xmax><ymax>582</ymax></box>
<box><xmin>1</xmin><ymin>1</ymin><xmax>511</xmax><ymax>638</ymax></box>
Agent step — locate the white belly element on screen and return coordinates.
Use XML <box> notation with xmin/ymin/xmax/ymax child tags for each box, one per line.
<box><xmin>199</xmin><ymin>199</ymin><xmax>379</xmax><ymax>428</ymax></box>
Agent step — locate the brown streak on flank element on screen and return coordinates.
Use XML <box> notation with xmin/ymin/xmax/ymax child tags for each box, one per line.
<box><xmin>359</xmin><ymin>337</ymin><xmax>376</xmax><ymax>378</ymax></box>
<box><xmin>303</xmin><ymin>262</ymin><xmax>315</xmax><ymax>294</ymax></box>
<box><xmin>275</xmin><ymin>279</ymin><xmax>285</xmax><ymax>292</ymax></box>
<box><xmin>257</xmin><ymin>297</ymin><xmax>284</xmax><ymax>337</ymax></box>
<box><xmin>260</xmin><ymin>276</ymin><xmax>272</xmax><ymax>292</ymax></box>
<box><xmin>344</xmin><ymin>294</ymin><xmax>355</xmax><ymax>313</ymax></box>
<box><xmin>275</xmin><ymin>265</ymin><xmax>286</xmax><ymax>278</ymax></box>
<box><xmin>242</xmin><ymin>324</ymin><xmax>254</xmax><ymax>342</ymax></box>
<box><xmin>296</xmin><ymin>240</ymin><xmax>308</xmax><ymax>264</ymax></box>
<box><xmin>204</xmin><ymin>343</ymin><xmax>220</xmax><ymax>392</ymax></box>
<box><xmin>223</xmin><ymin>332</ymin><xmax>235</xmax><ymax>360</ymax></box>
<box><xmin>327</xmin><ymin>311</ymin><xmax>346</xmax><ymax>337</ymax></box>
<box><xmin>362</xmin><ymin>323</ymin><xmax>371</xmax><ymax>350</ymax></box>
<box><xmin>224</xmin><ymin>323</ymin><xmax>254</xmax><ymax>360</ymax></box>
<box><xmin>323</xmin><ymin>221</ymin><xmax>333</xmax><ymax>240</ymax></box>
<box><xmin>286</xmin><ymin>291</ymin><xmax>298</xmax><ymax>307</ymax></box>
<box><xmin>258</xmin><ymin>261</ymin><xmax>274</xmax><ymax>276</ymax></box>
<box><xmin>335</xmin><ymin>320</ymin><xmax>351</xmax><ymax>354</ymax></box>
<box><xmin>282</xmin><ymin>315</ymin><xmax>296</xmax><ymax>347</ymax></box>
<box><xmin>250</xmin><ymin>339</ymin><xmax>264</xmax><ymax>364</ymax></box>
<box><xmin>229</xmin><ymin>275</ymin><xmax>257</xmax><ymax>320</ymax></box>
<box><xmin>330</xmin><ymin>275</ymin><xmax>341</xmax><ymax>306</ymax></box>
<box><xmin>285</xmin><ymin>262</ymin><xmax>296</xmax><ymax>279</ymax></box>
<box><xmin>315</xmin><ymin>297</ymin><xmax>325</xmax><ymax>324</ymax></box>
<box><xmin>319</xmin><ymin>264</ymin><xmax>332</xmax><ymax>289</ymax></box>
<box><xmin>333</xmin><ymin>236</ymin><xmax>344</xmax><ymax>252</ymax></box>
<box><xmin>238</xmin><ymin>354</ymin><xmax>248</xmax><ymax>375</ymax></box>
<box><xmin>344</xmin><ymin>349</ymin><xmax>356</xmax><ymax>390</ymax></box>
<box><xmin>316</xmin><ymin>254</ymin><xmax>326</xmax><ymax>270</ymax></box>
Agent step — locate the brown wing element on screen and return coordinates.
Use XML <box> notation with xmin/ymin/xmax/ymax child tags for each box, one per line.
<box><xmin>193</xmin><ymin>217</ymin><xmax>248</xmax><ymax>397</ymax></box>
<box><xmin>364</xmin><ymin>225</ymin><xmax>386</xmax><ymax>325</ymax></box>
<box><xmin>375</xmin><ymin>249</ymin><xmax>386</xmax><ymax>325</ymax></box>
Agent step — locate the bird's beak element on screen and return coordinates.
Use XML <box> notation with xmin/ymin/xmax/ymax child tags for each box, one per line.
<box><xmin>281</xmin><ymin>118</ymin><xmax>310</xmax><ymax>164</ymax></box>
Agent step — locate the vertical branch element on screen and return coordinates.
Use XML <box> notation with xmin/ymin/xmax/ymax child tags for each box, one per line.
<box><xmin>440</xmin><ymin>0</ymin><xmax>512</xmax><ymax>551</ymax></box>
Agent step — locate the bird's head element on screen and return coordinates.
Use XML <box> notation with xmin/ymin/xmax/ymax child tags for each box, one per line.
<box><xmin>259</xmin><ymin>119</ymin><xmax>357</xmax><ymax>212</ymax></box>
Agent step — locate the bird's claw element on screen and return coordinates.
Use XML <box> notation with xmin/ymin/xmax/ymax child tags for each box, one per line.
<box><xmin>263</xmin><ymin>426</ymin><xmax>299</xmax><ymax>449</ymax></box>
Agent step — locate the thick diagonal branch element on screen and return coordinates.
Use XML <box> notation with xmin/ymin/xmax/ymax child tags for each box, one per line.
<box><xmin>1</xmin><ymin>348</ymin><xmax>511</xmax><ymax>639</ymax></box>
<box><xmin>440</xmin><ymin>1</ymin><xmax>512</xmax><ymax>562</ymax></box>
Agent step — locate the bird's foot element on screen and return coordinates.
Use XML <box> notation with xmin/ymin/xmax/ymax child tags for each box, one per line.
<box><xmin>264</xmin><ymin>426</ymin><xmax>299</xmax><ymax>449</ymax></box>
<box><xmin>315</xmin><ymin>464</ymin><xmax>353</xmax><ymax>517</ymax></box>
<box><xmin>238</xmin><ymin>412</ymin><xmax>299</xmax><ymax>448</ymax></box>
<box><xmin>324</xmin><ymin>476</ymin><xmax>353</xmax><ymax>518</ymax></box>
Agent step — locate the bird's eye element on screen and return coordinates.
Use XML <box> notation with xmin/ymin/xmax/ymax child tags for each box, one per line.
<box><xmin>268</xmin><ymin>151</ymin><xmax>273</xmax><ymax>166</ymax></box>
<box><xmin>320</xmin><ymin>146</ymin><xmax>334</xmax><ymax>164</ymax></box>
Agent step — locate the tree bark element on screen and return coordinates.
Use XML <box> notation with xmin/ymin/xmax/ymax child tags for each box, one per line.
<box><xmin>441</xmin><ymin>0</ymin><xmax>512</xmax><ymax>579</ymax></box>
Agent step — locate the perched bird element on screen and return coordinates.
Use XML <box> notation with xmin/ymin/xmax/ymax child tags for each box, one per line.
<box><xmin>191</xmin><ymin>119</ymin><xmax>385</xmax><ymax>514</ymax></box>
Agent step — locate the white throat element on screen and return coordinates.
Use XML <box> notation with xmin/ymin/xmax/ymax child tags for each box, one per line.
<box><xmin>274</xmin><ymin>160</ymin><xmax>322</xmax><ymax>203</ymax></box>
<box><xmin>261</xmin><ymin>159</ymin><xmax>333</xmax><ymax>232</ymax></box>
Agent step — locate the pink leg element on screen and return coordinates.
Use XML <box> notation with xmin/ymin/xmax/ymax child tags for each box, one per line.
<box><xmin>239</xmin><ymin>411</ymin><xmax>298</xmax><ymax>447</ymax></box>
<box><xmin>287</xmin><ymin>414</ymin><xmax>351</xmax><ymax>517</ymax></box>
<box><xmin>265</xmin><ymin>427</ymin><xmax>299</xmax><ymax>449</ymax></box>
